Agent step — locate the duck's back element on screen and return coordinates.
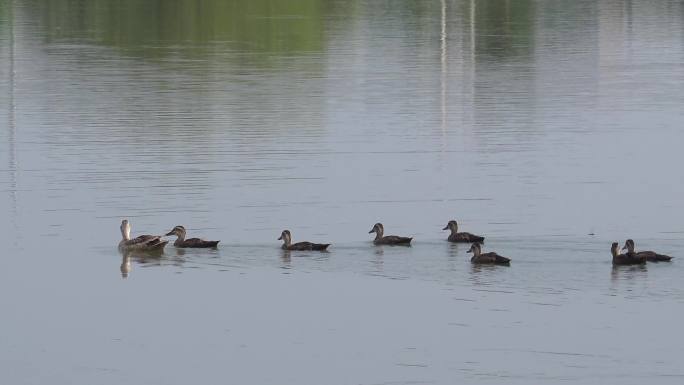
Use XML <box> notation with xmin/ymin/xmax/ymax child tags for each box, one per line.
<box><xmin>120</xmin><ymin>235</ymin><xmax>166</xmax><ymax>250</ymax></box>
<box><xmin>449</xmin><ymin>232</ymin><xmax>485</xmax><ymax>243</ymax></box>
<box><xmin>178</xmin><ymin>238</ymin><xmax>220</xmax><ymax>248</ymax></box>
<box><xmin>376</xmin><ymin>236</ymin><xmax>412</xmax><ymax>245</ymax></box>
<box><xmin>285</xmin><ymin>242</ymin><xmax>330</xmax><ymax>251</ymax></box>
<box><xmin>471</xmin><ymin>252</ymin><xmax>510</xmax><ymax>265</ymax></box>
<box><xmin>636</xmin><ymin>250</ymin><xmax>672</xmax><ymax>262</ymax></box>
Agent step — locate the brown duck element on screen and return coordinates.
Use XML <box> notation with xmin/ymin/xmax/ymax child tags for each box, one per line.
<box><xmin>118</xmin><ymin>219</ymin><xmax>168</xmax><ymax>252</ymax></box>
<box><xmin>611</xmin><ymin>242</ymin><xmax>646</xmax><ymax>265</ymax></box>
<box><xmin>443</xmin><ymin>220</ymin><xmax>485</xmax><ymax>243</ymax></box>
<box><xmin>622</xmin><ymin>239</ymin><xmax>672</xmax><ymax>262</ymax></box>
<box><xmin>467</xmin><ymin>243</ymin><xmax>510</xmax><ymax>265</ymax></box>
<box><xmin>165</xmin><ymin>225</ymin><xmax>220</xmax><ymax>248</ymax></box>
<box><xmin>278</xmin><ymin>230</ymin><xmax>330</xmax><ymax>251</ymax></box>
<box><xmin>368</xmin><ymin>223</ymin><xmax>412</xmax><ymax>245</ymax></box>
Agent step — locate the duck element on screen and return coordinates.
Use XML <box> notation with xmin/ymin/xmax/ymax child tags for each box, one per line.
<box><xmin>442</xmin><ymin>220</ymin><xmax>485</xmax><ymax>243</ymax></box>
<box><xmin>467</xmin><ymin>243</ymin><xmax>510</xmax><ymax>265</ymax></box>
<box><xmin>118</xmin><ymin>219</ymin><xmax>168</xmax><ymax>252</ymax></box>
<box><xmin>278</xmin><ymin>230</ymin><xmax>330</xmax><ymax>251</ymax></box>
<box><xmin>368</xmin><ymin>223</ymin><xmax>412</xmax><ymax>245</ymax></box>
<box><xmin>165</xmin><ymin>225</ymin><xmax>220</xmax><ymax>248</ymax></box>
<box><xmin>611</xmin><ymin>242</ymin><xmax>646</xmax><ymax>265</ymax></box>
<box><xmin>621</xmin><ymin>239</ymin><xmax>672</xmax><ymax>262</ymax></box>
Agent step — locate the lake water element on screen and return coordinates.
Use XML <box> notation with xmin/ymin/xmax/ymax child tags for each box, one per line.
<box><xmin>1</xmin><ymin>0</ymin><xmax>684</xmax><ymax>383</ymax></box>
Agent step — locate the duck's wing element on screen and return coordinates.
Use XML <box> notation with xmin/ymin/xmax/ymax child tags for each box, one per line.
<box><xmin>289</xmin><ymin>242</ymin><xmax>314</xmax><ymax>251</ymax></box>
<box><xmin>471</xmin><ymin>254</ymin><xmax>495</xmax><ymax>264</ymax></box>
<box><xmin>622</xmin><ymin>252</ymin><xmax>647</xmax><ymax>264</ymax></box>
<box><xmin>491</xmin><ymin>252</ymin><xmax>511</xmax><ymax>264</ymax></box>
<box><xmin>383</xmin><ymin>236</ymin><xmax>412</xmax><ymax>245</ymax></box>
<box><xmin>638</xmin><ymin>250</ymin><xmax>672</xmax><ymax>262</ymax></box>
<box><xmin>291</xmin><ymin>242</ymin><xmax>330</xmax><ymax>251</ymax></box>
<box><xmin>461</xmin><ymin>232</ymin><xmax>485</xmax><ymax>243</ymax></box>
<box><xmin>182</xmin><ymin>238</ymin><xmax>220</xmax><ymax>248</ymax></box>
<box><xmin>451</xmin><ymin>233</ymin><xmax>485</xmax><ymax>243</ymax></box>
<box><xmin>129</xmin><ymin>234</ymin><xmax>163</xmax><ymax>246</ymax></box>
<box><xmin>613</xmin><ymin>254</ymin><xmax>630</xmax><ymax>265</ymax></box>
<box><xmin>311</xmin><ymin>243</ymin><xmax>330</xmax><ymax>251</ymax></box>
<box><xmin>627</xmin><ymin>252</ymin><xmax>648</xmax><ymax>263</ymax></box>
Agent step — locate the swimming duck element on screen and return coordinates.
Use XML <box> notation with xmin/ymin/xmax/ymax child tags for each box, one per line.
<box><xmin>443</xmin><ymin>220</ymin><xmax>485</xmax><ymax>243</ymax></box>
<box><xmin>467</xmin><ymin>243</ymin><xmax>510</xmax><ymax>265</ymax></box>
<box><xmin>622</xmin><ymin>239</ymin><xmax>672</xmax><ymax>262</ymax></box>
<box><xmin>118</xmin><ymin>219</ymin><xmax>168</xmax><ymax>252</ymax></box>
<box><xmin>165</xmin><ymin>225</ymin><xmax>220</xmax><ymax>248</ymax></box>
<box><xmin>611</xmin><ymin>242</ymin><xmax>646</xmax><ymax>265</ymax></box>
<box><xmin>278</xmin><ymin>230</ymin><xmax>330</xmax><ymax>251</ymax></box>
<box><xmin>368</xmin><ymin>223</ymin><xmax>412</xmax><ymax>245</ymax></box>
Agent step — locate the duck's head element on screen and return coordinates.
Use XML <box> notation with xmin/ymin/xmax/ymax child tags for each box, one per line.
<box><xmin>611</xmin><ymin>242</ymin><xmax>620</xmax><ymax>257</ymax></box>
<box><xmin>467</xmin><ymin>243</ymin><xmax>481</xmax><ymax>256</ymax></box>
<box><xmin>120</xmin><ymin>219</ymin><xmax>131</xmax><ymax>240</ymax></box>
<box><xmin>442</xmin><ymin>220</ymin><xmax>458</xmax><ymax>232</ymax></box>
<box><xmin>621</xmin><ymin>239</ymin><xmax>635</xmax><ymax>253</ymax></box>
<box><xmin>165</xmin><ymin>225</ymin><xmax>186</xmax><ymax>237</ymax></box>
<box><xmin>368</xmin><ymin>223</ymin><xmax>384</xmax><ymax>234</ymax></box>
<box><xmin>278</xmin><ymin>230</ymin><xmax>292</xmax><ymax>245</ymax></box>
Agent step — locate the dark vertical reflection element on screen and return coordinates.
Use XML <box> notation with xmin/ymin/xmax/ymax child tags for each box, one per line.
<box><xmin>29</xmin><ymin>0</ymin><xmax>328</xmax><ymax>61</ymax></box>
<box><xmin>8</xmin><ymin>0</ymin><xmax>18</xmax><ymax>243</ymax></box>
<box><xmin>471</xmin><ymin>0</ymin><xmax>537</xmax><ymax>140</ymax></box>
<box><xmin>473</xmin><ymin>0</ymin><xmax>536</xmax><ymax>59</ymax></box>
<box><xmin>440</xmin><ymin>0</ymin><xmax>447</xmax><ymax>139</ymax></box>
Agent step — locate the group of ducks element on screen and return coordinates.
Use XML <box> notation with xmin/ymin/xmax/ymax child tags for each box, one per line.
<box><xmin>118</xmin><ymin>220</ymin><xmax>219</xmax><ymax>251</ymax></box>
<box><xmin>610</xmin><ymin>239</ymin><xmax>672</xmax><ymax>264</ymax></box>
<box><xmin>118</xmin><ymin>219</ymin><xmax>673</xmax><ymax>266</ymax></box>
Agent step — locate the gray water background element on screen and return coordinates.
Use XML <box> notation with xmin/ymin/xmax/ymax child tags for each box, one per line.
<box><xmin>1</xmin><ymin>1</ymin><xmax>684</xmax><ymax>384</ymax></box>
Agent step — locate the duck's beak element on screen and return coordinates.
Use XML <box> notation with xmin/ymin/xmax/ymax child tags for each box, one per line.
<box><xmin>165</xmin><ymin>230</ymin><xmax>175</xmax><ymax>236</ymax></box>
<box><xmin>466</xmin><ymin>248</ymin><xmax>473</xmax><ymax>253</ymax></box>
<box><xmin>368</xmin><ymin>228</ymin><xmax>375</xmax><ymax>234</ymax></box>
<box><xmin>442</xmin><ymin>225</ymin><xmax>449</xmax><ymax>230</ymax></box>
<box><xmin>621</xmin><ymin>244</ymin><xmax>628</xmax><ymax>251</ymax></box>
<box><xmin>277</xmin><ymin>235</ymin><xmax>283</xmax><ymax>240</ymax></box>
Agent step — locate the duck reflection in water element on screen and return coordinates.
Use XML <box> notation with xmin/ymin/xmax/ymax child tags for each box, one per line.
<box><xmin>611</xmin><ymin>263</ymin><xmax>648</xmax><ymax>285</ymax></box>
<box><xmin>468</xmin><ymin>263</ymin><xmax>501</xmax><ymax>287</ymax></box>
<box><xmin>280</xmin><ymin>250</ymin><xmax>292</xmax><ymax>269</ymax></box>
<box><xmin>119</xmin><ymin>247</ymin><xmax>187</xmax><ymax>279</ymax></box>
<box><xmin>120</xmin><ymin>253</ymin><xmax>131</xmax><ymax>279</ymax></box>
<box><xmin>119</xmin><ymin>251</ymin><xmax>163</xmax><ymax>278</ymax></box>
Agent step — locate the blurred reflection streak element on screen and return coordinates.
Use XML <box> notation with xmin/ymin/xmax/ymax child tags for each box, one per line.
<box><xmin>372</xmin><ymin>246</ymin><xmax>384</xmax><ymax>274</ymax></box>
<box><xmin>468</xmin><ymin>263</ymin><xmax>499</xmax><ymax>286</ymax></box>
<box><xmin>447</xmin><ymin>242</ymin><xmax>461</xmax><ymax>258</ymax></box>
<box><xmin>610</xmin><ymin>264</ymin><xmax>648</xmax><ymax>287</ymax></box>
<box><xmin>446</xmin><ymin>242</ymin><xmax>460</xmax><ymax>271</ymax></box>
<box><xmin>118</xmin><ymin>247</ymin><xmax>172</xmax><ymax>278</ymax></box>
<box><xmin>120</xmin><ymin>253</ymin><xmax>131</xmax><ymax>278</ymax></box>
<box><xmin>280</xmin><ymin>249</ymin><xmax>292</xmax><ymax>269</ymax></box>
<box><xmin>440</xmin><ymin>0</ymin><xmax>447</xmax><ymax>139</ymax></box>
<box><xmin>8</xmin><ymin>0</ymin><xmax>18</xmax><ymax>242</ymax></box>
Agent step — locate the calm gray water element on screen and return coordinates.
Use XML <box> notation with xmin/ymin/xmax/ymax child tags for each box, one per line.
<box><xmin>1</xmin><ymin>0</ymin><xmax>684</xmax><ymax>384</ymax></box>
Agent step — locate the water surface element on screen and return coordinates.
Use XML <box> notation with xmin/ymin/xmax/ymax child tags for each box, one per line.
<box><xmin>1</xmin><ymin>1</ymin><xmax>684</xmax><ymax>384</ymax></box>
